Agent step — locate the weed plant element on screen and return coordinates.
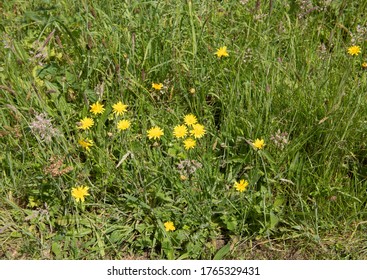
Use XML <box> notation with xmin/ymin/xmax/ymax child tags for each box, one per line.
<box><xmin>1</xmin><ymin>0</ymin><xmax>367</xmax><ymax>259</ymax></box>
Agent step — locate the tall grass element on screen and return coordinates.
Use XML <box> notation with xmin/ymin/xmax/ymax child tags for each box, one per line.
<box><xmin>1</xmin><ymin>0</ymin><xmax>367</xmax><ymax>259</ymax></box>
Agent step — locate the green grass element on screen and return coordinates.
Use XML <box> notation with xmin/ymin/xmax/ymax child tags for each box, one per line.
<box><xmin>1</xmin><ymin>0</ymin><xmax>367</xmax><ymax>259</ymax></box>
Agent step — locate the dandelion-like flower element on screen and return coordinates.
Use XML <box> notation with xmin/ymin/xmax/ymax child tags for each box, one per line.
<box><xmin>253</xmin><ymin>138</ymin><xmax>265</xmax><ymax>150</ymax></box>
<box><xmin>362</xmin><ymin>62</ymin><xmax>367</xmax><ymax>69</ymax></box>
<box><xmin>234</xmin><ymin>179</ymin><xmax>249</xmax><ymax>192</ymax></box>
<box><xmin>184</xmin><ymin>114</ymin><xmax>197</xmax><ymax>126</ymax></box>
<box><xmin>183</xmin><ymin>138</ymin><xmax>196</xmax><ymax>150</ymax></box>
<box><xmin>89</xmin><ymin>101</ymin><xmax>105</xmax><ymax>115</ymax></box>
<box><xmin>173</xmin><ymin>125</ymin><xmax>188</xmax><ymax>139</ymax></box>
<box><xmin>117</xmin><ymin>119</ymin><xmax>131</xmax><ymax>131</ymax></box>
<box><xmin>152</xmin><ymin>83</ymin><xmax>163</xmax><ymax>90</ymax></box>
<box><xmin>189</xmin><ymin>88</ymin><xmax>196</xmax><ymax>94</ymax></box>
<box><xmin>164</xmin><ymin>221</ymin><xmax>175</xmax><ymax>232</ymax></box>
<box><xmin>347</xmin><ymin>45</ymin><xmax>361</xmax><ymax>56</ymax></box>
<box><xmin>78</xmin><ymin>117</ymin><xmax>94</xmax><ymax>130</ymax></box>
<box><xmin>71</xmin><ymin>186</ymin><xmax>90</xmax><ymax>203</ymax></box>
<box><xmin>215</xmin><ymin>46</ymin><xmax>229</xmax><ymax>58</ymax></box>
<box><xmin>112</xmin><ymin>101</ymin><xmax>128</xmax><ymax>116</ymax></box>
<box><xmin>190</xmin><ymin>124</ymin><xmax>206</xmax><ymax>139</ymax></box>
<box><xmin>78</xmin><ymin>138</ymin><xmax>93</xmax><ymax>151</ymax></box>
<box><xmin>147</xmin><ymin>126</ymin><xmax>164</xmax><ymax>140</ymax></box>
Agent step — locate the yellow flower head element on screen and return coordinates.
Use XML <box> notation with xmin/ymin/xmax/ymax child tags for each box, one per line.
<box><xmin>152</xmin><ymin>83</ymin><xmax>163</xmax><ymax>90</ymax></box>
<box><xmin>189</xmin><ymin>88</ymin><xmax>196</xmax><ymax>94</ymax></box>
<box><xmin>234</xmin><ymin>179</ymin><xmax>249</xmax><ymax>192</ymax></box>
<box><xmin>89</xmin><ymin>101</ymin><xmax>105</xmax><ymax>115</ymax></box>
<box><xmin>164</xmin><ymin>221</ymin><xmax>175</xmax><ymax>232</ymax></box>
<box><xmin>347</xmin><ymin>45</ymin><xmax>361</xmax><ymax>56</ymax></box>
<box><xmin>147</xmin><ymin>126</ymin><xmax>164</xmax><ymax>140</ymax></box>
<box><xmin>78</xmin><ymin>117</ymin><xmax>94</xmax><ymax>130</ymax></box>
<box><xmin>71</xmin><ymin>185</ymin><xmax>90</xmax><ymax>203</ymax></box>
<box><xmin>362</xmin><ymin>62</ymin><xmax>367</xmax><ymax>69</ymax></box>
<box><xmin>183</xmin><ymin>138</ymin><xmax>196</xmax><ymax>150</ymax></box>
<box><xmin>117</xmin><ymin>119</ymin><xmax>131</xmax><ymax>131</ymax></box>
<box><xmin>112</xmin><ymin>101</ymin><xmax>128</xmax><ymax>116</ymax></box>
<box><xmin>184</xmin><ymin>114</ymin><xmax>197</xmax><ymax>126</ymax></box>
<box><xmin>190</xmin><ymin>124</ymin><xmax>206</xmax><ymax>139</ymax></box>
<box><xmin>173</xmin><ymin>124</ymin><xmax>188</xmax><ymax>139</ymax></box>
<box><xmin>215</xmin><ymin>46</ymin><xmax>229</xmax><ymax>58</ymax></box>
<box><xmin>78</xmin><ymin>138</ymin><xmax>93</xmax><ymax>151</ymax></box>
<box><xmin>253</xmin><ymin>138</ymin><xmax>265</xmax><ymax>150</ymax></box>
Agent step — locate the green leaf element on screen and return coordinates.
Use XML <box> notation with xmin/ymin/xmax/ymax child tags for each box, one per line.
<box><xmin>123</xmin><ymin>194</ymin><xmax>152</xmax><ymax>210</ymax></box>
<box><xmin>221</xmin><ymin>215</ymin><xmax>238</xmax><ymax>232</ymax></box>
<box><xmin>52</xmin><ymin>241</ymin><xmax>62</xmax><ymax>259</ymax></box>
<box><xmin>213</xmin><ymin>243</ymin><xmax>230</xmax><ymax>260</ymax></box>
<box><xmin>273</xmin><ymin>196</ymin><xmax>285</xmax><ymax>208</ymax></box>
<box><xmin>70</xmin><ymin>228</ymin><xmax>92</xmax><ymax>237</ymax></box>
<box><xmin>10</xmin><ymin>231</ymin><xmax>22</xmax><ymax>238</ymax></box>
<box><xmin>167</xmin><ymin>147</ymin><xmax>177</xmax><ymax>157</ymax></box>
<box><xmin>162</xmin><ymin>238</ymin><xmax>174</xmax><ymax>260</ymax></box>
<box><xmin>95</xmin><ymin>231</ymin><xmax>105</xmax><ymax>258</ymax></box>
<box><xmin>261</xmin><ymin>150</ymin><xmax>275</xmax><ymax>165</ymax></box>
<box><xmin>110</xmin><ymin>230</ymin><xmax>125</xmax><ymax>243</ymax></box>
<box><xmin>269</xmin><ymin>212</ymin><xmax>280</xmax><ymax>230</ymax></box>
<box><xmin>177</xmin><ymin>253</ymin><xmax>190</xmax><ymax>260</ymax></box>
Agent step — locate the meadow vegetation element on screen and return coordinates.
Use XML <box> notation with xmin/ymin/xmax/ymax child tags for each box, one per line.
<box><xmin>1</xmin><ymin>0</ymin><xmax>367</xmax><ymax>259</ymax></box>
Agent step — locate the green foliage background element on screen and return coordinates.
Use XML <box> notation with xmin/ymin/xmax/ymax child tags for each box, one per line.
<box><xmin>1</xmin><ymin>0</ymin><xmax>367</xmax><ymax>259</ymax></box>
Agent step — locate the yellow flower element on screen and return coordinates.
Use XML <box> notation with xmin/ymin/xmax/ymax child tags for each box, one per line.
<box><xmin>78</xmin><ymin>138</ymin><xmax>93</xmax><ymax>151</ymax></box>
<box><xmin>183</xmin><ymin>138</ymin><xmax>196</xmax><ymax>150</ymax></box>
<box><xmin>164</xmin><ymin>221</ymin><xmax>175</xmax><ymax>232</ymax></box>
<box><xmin>180</xmin><ymin>175</ymin><xmax>187</xmax><ymax>180</ymax></box>
<box><xmin>89</xmin><ymin>101</ymin><xmax>105</xmax><ymax>115</ymax></box>
<box><xmin>362</xmin><ymin>62</ymin><xmax>367</xmax><ymax>69</ymax></box>
<box><xmin>71</xmin><ymin>185</ymin><xmax>90</xmax><ymax>203</ymax></box>
<box><xmin>253</xmin><ymin>138</ymin><xmax>265</xmax><ymax>150</ymax></box>
<box><xmin>117</xmin><ymin>119</ymin><xmax>131</xmax><ymax>131</ymax></box>
<box><xmin>234</xmin><ymin>179</ymin><xmax>249</xmax><ymax>192</ymax></box>
<box><xmin>173</xmin><ymin>124</ymin><xmax>188</xmax><ymax>139</ymax></box>
<box><xmin>112</xmin><ymin>101</ymin><xmax>128</xmax><ymax>116</ymax></box>
<box><xmin>147</xmin><ymin>126</ymin><xmax>164</xmax><ymax>140</ymax></box>
<box><xmin>215</xmin><ymin>46</ymin><xmax>229</xmax><ymax>58</ymax></box>
<box><xmin>190</xmin><ymin>124</ymin><xmax>206</xmax><ymax>139</ymax></box>
<box><xmin>189</xmin><ymin>88</ymin><xmax>196</xmax><ymax>94</ymax></box>
<box><xmin>184</xmin><ymin>114</ymin><xmax>197</xmax><ymax>126</ymax></box>
<box><xmin>347</xmin><ymin>45</ymin><xmax>361</xmax><ymax>56</ymax></box>
<box><xmin>78</xmin><ymin>117</ymin><xmax>94</xmax><ymax>130</ymax></box>
<box><xmin>152</xmin><ymin>83</ymin><xmax>163</xmax><ymax>90</ymax></box>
